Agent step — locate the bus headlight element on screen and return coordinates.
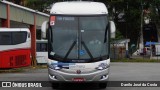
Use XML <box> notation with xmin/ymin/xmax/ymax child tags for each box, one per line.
<box><xmin>48</xmin><ymin>64</ymin><xmax>61</xmax><ymax>70</ymax></box>
<box><xmin>48</xmin><ymin>60</ymin><xmax>61</xmax><ymax>70</ymax></box>
<box><xmin>95</xmin><ymin>63</ymin><xmax>109</xmax><ymax>70</ymax></box>
<box><xmin>53</xmin><ymin>66</ymin><xmax>61</xmax><ymax>70</ymax></box>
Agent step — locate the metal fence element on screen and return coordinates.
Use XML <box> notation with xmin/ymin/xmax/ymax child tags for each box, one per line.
<box><xmin>110</xmin><ymin>43</ymin><xmax>127</xmax><ymax>60</ymax></box>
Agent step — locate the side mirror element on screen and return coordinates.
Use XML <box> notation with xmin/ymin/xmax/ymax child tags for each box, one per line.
<box><xmin>109</xmin><ymin>21</ymin><xmax>116</xmax><ymax>38</ymax></box>
<box><xmin>41</xmin><ymin>21</ymin><xmax>48</xmax><ymax>39</ymax></box>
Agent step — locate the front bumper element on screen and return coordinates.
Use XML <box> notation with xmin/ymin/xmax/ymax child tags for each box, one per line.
<box><xmin>48</xmin><ymin>68</ymin><xmax>109</xmax><ymax>82</ymax></box>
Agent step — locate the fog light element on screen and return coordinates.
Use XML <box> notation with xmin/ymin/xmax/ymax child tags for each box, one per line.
<box><xmin>50</xmin><ymin>75</ymin><xmax>57</xmax><ymax>80</ymax></box>
<box><xmin>101</xmin><ymin>75</ymin><xmax>107</xmax><ymax>80</ymax></box>
<box><xmin>53</xmin><ymin>75</ymin><xmax>57</xmax><ymax>79</ymax></box>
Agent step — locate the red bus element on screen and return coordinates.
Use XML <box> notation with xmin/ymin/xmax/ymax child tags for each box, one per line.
<box><xmin>0</xmin><ymin>28</ymin><xmax>31</xmax><ymax>69</ymax></box>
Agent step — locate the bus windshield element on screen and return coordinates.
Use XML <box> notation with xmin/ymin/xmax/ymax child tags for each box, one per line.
<box><xmin>49</xmin><ymin>15</ymin><xmax>109</xmax><ymax>62</ymax></box>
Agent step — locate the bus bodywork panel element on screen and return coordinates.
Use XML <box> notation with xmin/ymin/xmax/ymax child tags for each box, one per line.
<box><xmin>36</xmin><ymin>52</ymin><xmax>48</xmax><ymax>64</ymax></box>
<box><xmin>48</xmin><ymin>59</ymin><xmax>110</xmax><ymax>82</ymax></box>
<box><xmin>36</xmin><ymin>39</ymin><xmax>48</xmax><ymax>64</ymax></box>
<box><xmin>0</xmin><ymin>49</ymin><xmax>31</xmax><ymax>68</ymax></box>
<box><xmin>50</xmin><ymin>1</ymin><xmax>108</xmax><ymax>15</ymax></box>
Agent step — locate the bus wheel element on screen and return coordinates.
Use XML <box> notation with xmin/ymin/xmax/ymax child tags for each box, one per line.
<box><xmin>51</xmin><ymin>83</ymin><xmax>59</xmax><ymax>89</ymax></box>
<box><xmin>99</xmin><ymin>83</ymin><xmax>107</xmax><ymax>89</ymax></box>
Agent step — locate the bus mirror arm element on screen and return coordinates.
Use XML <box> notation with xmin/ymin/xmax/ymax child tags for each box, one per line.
<box><xmin>109</xmin><ymin>21</ymin><xmax>116</xmax><ymax>38</ymax></box>
<box><xmin>104</xmin><ymin>23</ymin><xmax>109</xmax><ymax>43</ymax></box>
<box><xmin>63</xmin><ymin>41</ymin><xmax>94</xmax><ymax>61</ymax></box>
<box><xmin>41</xmin><ymin>21</ymin><xmax>49</xmax><ymax>39</ymax></box>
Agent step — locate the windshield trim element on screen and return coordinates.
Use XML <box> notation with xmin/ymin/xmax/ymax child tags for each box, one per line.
<box><xmin>49</xmin><ymin>54</ymin><xmax>109</xmax><ymax>63</ymax></box>
<box><xmin>48</xmin><ymin>15</ymin><xmax>109</xmax><ymax>63</ymax></box>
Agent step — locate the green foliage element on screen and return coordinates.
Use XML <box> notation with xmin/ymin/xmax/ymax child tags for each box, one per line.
<box><xmin>110</xmin><ymin>0</ymin><xmax>158</xmax><ymax>46</ymax></box>
<box><xmin>116</xmin><ymin>30</ymin><xmax>124</xmax><ymax>39</ymax></box>
<box><xmin>26</xmin><ymin>0</ymin><xmax>46</xmax><ymax>11</ymax></box>
<box><xmin>111</xmin><ymin>29</ymin><xmax>124</xmax><ymax>41</ymax></box>
<box><xmin>8</xmin><ymin>0</ymin><xmax>160</xmax><ymax>47</ymax></box>
<box><xmin>26</xmin><ymin>0</ymin><xmax>60</xmax><ymax>12</ymax></box>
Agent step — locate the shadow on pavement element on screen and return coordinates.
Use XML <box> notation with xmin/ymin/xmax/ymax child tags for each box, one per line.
<box><xmin>58</xmin><ymin>83</ymin><xmax>103</xmax><ymax>90</ymax></box>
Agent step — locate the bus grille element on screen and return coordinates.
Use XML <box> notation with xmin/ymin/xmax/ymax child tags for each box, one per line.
<box><xmin>9</xmin><ymin>56</ymin><xmax>14</xmax><ymax>66</ymax></box>
<box><xmin>15</xmin><ymin>55</ymin><xmax>27</xmax><ymax>66</ymax></box>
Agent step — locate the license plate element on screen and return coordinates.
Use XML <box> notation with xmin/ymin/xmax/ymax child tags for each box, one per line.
<box><xmin>72</xmin><ymin>78</ymin><xmax>85</xmax><ymax>82</ymax></box>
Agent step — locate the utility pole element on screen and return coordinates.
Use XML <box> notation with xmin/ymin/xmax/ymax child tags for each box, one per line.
<box><xmin>126</xmin><ymin>2</ymin><xmax>128</xmax><ymax>39</ymax></box>
<box><xmin>125</xmin><ymin>2</ymin><xmax>129</xmax><ymax>58</ymax></box>
<box><xmin>139</xmin><ymin>1</ymin><xmax>144</xmax><ymax>52</ymax></box>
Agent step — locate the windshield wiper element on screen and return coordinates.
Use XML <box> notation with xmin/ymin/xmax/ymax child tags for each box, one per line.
<box><xmin>63</xmin><ymin>41</ymin><xmax>77</xmax><ymax>60</ymax></box>
<box><xmin>81</xmin><ymin>41</ymin><xmax>93</xmax><ymax>60</ymax></box>
<box><xmin>61</xmin><ymin>40</ymin><xmax>94</xmax><ymax>61</ymax></box>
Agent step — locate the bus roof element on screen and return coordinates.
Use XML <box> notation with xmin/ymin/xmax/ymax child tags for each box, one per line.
<box><xmin>50</xmin><ymin>1</ymin><xmax>108</xmax><ymax>15</ymax></box>
<box><xmin>0</xmin><ymin>28</ymin><xmax>30</xmax><ymax>32</ymax></box>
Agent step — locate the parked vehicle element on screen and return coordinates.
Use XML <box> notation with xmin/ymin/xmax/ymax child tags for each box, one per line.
<box><xmin>0</xmin><ymin>28</ymin><xmax>31</xmax><ymax>68</ymax></box>
<box><xmin>36</xmin><ymin>39</ymin><xmax>48</xmax><ymax>64</ymax></box>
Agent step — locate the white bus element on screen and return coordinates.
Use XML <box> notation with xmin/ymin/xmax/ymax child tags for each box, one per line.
<box><xmin>0</xmin><ymin>28</ymin><xmax>31</xmax><ymax>68</ymax></box>
<box><xmin>36</xmin><ymin>39</ymin><xmax>48</xmax><ymax>64</ymax></box>
<box><xmin>41</xmin><ymin>1</ymin><xmax>116</xmax><ymax>89</ymax></box>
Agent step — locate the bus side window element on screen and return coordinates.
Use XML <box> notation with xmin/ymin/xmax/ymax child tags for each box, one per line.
<box><xmin>46</xmin><ymin>43</ymin><xmax>48</xmax><ymax>51</ymax></box>
<box><xmin>0</xmin><ymin>32</ymin><xmax>12</xmax><ymax>45</ymax></box>
<box><xmin>12</xmin><ymin>32</ymin><xmax>27</xmax><ymax>44</ymax></box>
<box><xmin>36</xmin><ymin>43</ymin><xmax>41</xmax><ymax>52</ymax></box>
<box><xmin>41</xmin><ymin>43</ymin><xmax>47</xmax><ymax>51</ymax></box>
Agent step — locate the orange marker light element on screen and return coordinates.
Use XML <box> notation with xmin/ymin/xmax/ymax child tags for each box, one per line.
<box><xmin>50</xmin><ymin>16</ymin><xmax>55</xmax><ymax>25</ymax></box>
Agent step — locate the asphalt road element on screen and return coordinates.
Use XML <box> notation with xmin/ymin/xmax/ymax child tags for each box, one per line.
<box><xmin>1</xmin><ymin>63</ymin><xmax>160</xmax><ymax>90</ymax></box>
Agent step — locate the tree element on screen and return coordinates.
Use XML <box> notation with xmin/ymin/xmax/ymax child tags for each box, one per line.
<box><xmin>7</xmin><ymin>0</ymin><xmax>26</xmax><ymax>6</ymax></box>
<box><xmin>7</xmin><ymin>0</ymin><xmax>160</xmax><ymax>48</ymax></box>
<box><xmin>6</xmin><ymin>0</ymin><xmax>60</xmax><ymax>12</ymax></box>
<box><xmin>25</xmin><ymin>0</ymin><xmax>62</xmax><ymax>12</ymax></box>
